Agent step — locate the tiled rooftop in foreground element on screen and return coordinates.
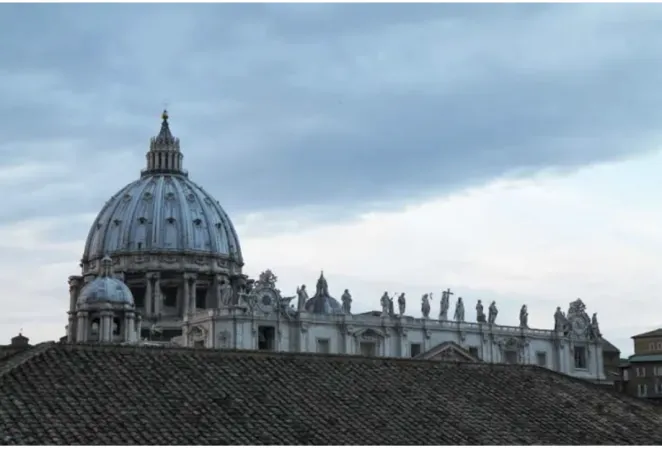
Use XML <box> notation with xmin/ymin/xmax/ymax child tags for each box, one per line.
<box><xmin>1</xmin><ymin>343</ymin><xmax>661</xmax><ymax>445</ymax></box>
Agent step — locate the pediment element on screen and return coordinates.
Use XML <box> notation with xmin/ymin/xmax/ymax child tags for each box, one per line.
<box><xmin>414</xmin><ymin>341</ymin><xmax>479</xmax><ymax>362</ymax></box>
<box><xmin>188</xmin><ymin>325</ymin><xmax>207</xmax><ymax>340</ymax></box>
<box><xmin>353</xmin><ymin>328</ymin><xmax>385</xmax><ymax>339</ymax></box>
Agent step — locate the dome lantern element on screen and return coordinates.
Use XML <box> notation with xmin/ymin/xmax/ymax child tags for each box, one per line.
<box><xmin>143</xmin><ymin>109</ymin><xmax>186</xmax><ymax>176</ymax></box>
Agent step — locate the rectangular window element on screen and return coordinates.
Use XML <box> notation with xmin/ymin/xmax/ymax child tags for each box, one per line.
<box><xmin>468</xmin><ymin>346</ymin><xmax>479</xmax><ymax>359</ymax></box>
<box><xmin>623</xmin><ymin>369</ymin><xmax>630</xmax><ymax>381</ymax></box>
<box><xmin>195</xmin><ymin>288</ymin><xmax>207</xmax><ymax>309</ymax></box>
<box><xmin>636</xmin><ymin>367</ymin><xmax>647</xmax><ymax>377</ymax></box>
<box><xmin>638</xmin><ymin>384</ymin><xmax>648</xmax><ymax>397</ymax></box>
<box><xmin>130</xmin><ymin>286</ymin><xmax>146</xmax><ymax>308</ymax></box>
<box><xmin>162</xmin><ymin>287</ymin><xmax>178</xmax><ymax>307</ymax></box>
<box><xmin>656</xmin><ymin>383</ymin><xmax>662</xmax><ymax>395</ymax></box>
<box><xmin>316</xmin><ymin>339</ymin><xmax>330</xmax><ymax>354</ymax></box>
<box><xmin>410</xmin><ymin>343</ymin><xmax>422</xmax><ymax>358</ymax></box>
<box><xmin>574</xmin><ymin>346</ymin><xmax>587</xmax><ymax>369</ymax></box>
<box><xmin>657</xmin><ymin>342</ymin><xmax>662</xmax><ymax>351</ymax></box>
<box><xmin>504</xmin><ymin>350</ymin><xmax>518</xmax><ymax>364</ymax></box>
<box><xmin>257</xmin><ymin>326</ymin><xmax>275</xmax><ymax>351</ymax></box>
<box><xmin>360</xmin><ymin>342</ymin><xmax>377</xmax><ymax>357</ymax></box>
<box><xmin>650</xmin><ymin>342</ymin><xmax>657</xmax><ymax>351</ymax></box>
<box><xmin>536</xmin><ymin>352</ymin><xmax>548</xmax><ymax>367</ymax></box>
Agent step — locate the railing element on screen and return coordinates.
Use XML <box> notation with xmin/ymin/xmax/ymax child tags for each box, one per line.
<box><xmin>290</xmin><ymin>311</ymin><xmax>557</xmax><ymax>337</ymax></box>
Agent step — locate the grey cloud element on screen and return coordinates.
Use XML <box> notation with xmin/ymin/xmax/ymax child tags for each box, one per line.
<box><xmin>1</xmin><ymin>4</ymin><xmax>662</xmax><ymax>226</ymax></box>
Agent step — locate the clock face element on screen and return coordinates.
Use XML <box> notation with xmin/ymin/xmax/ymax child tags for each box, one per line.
<box><xmin>571</xmin><ymin>316</ymin><xmax>587</xmax><ymax>335</ymax></box>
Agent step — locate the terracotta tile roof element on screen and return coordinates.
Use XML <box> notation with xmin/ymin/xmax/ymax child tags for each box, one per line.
<box><xmin>632</xmin><ymin>328</ymin><xmax>662</xmax><ymax>339</ymax></box>
<box><xmin>1</xmin><ymin>343</ymin><xmax>662</xmax><ymax>445</ymax></box>
<box><xmin>600</xmin><ymin>337</ymin><xmax>620</xmax><ymax>354</ymax></box>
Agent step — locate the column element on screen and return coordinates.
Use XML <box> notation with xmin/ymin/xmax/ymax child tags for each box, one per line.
<box><xmin>214</xmin><ymin>275</ymin><xmax>223</xmax><ymax>309</ymax></box>
<box><xmin>144</xmin><ymin>275</ymin><xmax>152</xmax><ymax>316</ymax></box>
<box><xmin>103</xmin><ymin>313</ymin><xmax>113</xmax><ymax>342</ymax></box>
<box><xmin>125</xmin><ymin>312</ymin><xmax>135</xmax><ymax>342</ymax></box>
<box><xmin>135</xmin><ymin>315</ymin><xmax>142</xmax><ymax>341</ymax></box>
<box><xmin>76</xmin><ymin>312</ymin><xmax>87</xmax><ymax>342</ymax></box>
<box><xmin>183</xmin><ymin>275</ymin><xmax>190</xmax><ymax>314</ymax></box>
<box><xmin>68</xmin><ymin>276</ymin><xmax>80</xmax><ymax>312</ymax></box>
<box><xmin>67</xmin><ymin>312</ymin><xmax>76</xmax><ymax>343</ymax></box>
<box><xmin>189</xmin><ymin>275</ymin><xmax>198</xmax><ymax>315</ymax></box>
<box><xmin>153</xmin><ymin>275</ymin><xmax>162</xmax><ymax>317</ymax></box>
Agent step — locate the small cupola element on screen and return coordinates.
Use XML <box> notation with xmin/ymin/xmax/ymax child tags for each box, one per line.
<box><xmin>70</xmin><ymin>255</ymin><xmax>139</xmax><ymax>344</ymax></box>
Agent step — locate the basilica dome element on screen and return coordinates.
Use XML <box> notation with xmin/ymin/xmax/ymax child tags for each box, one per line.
<box><xmin>77</xmin><ymin>256</ymin><xmax>134</xmax><ymax>306</ymax></box>
<box><xmin>305</xmin><ymin>272</ymin><xmax>344</xmax><ymax>315</ymax></box>
<box><xmin>81</xmin><ymin>111</ymin><xmax>243</xmax><ymax>270</ymax></box>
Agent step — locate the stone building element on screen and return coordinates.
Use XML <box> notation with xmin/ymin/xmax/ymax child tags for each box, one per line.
<box><xmin>0</xmin><ymin>333</ymin><xmax>30</xmax><ymax>360</ymax></box>
<box><xmin>618</xmin><ymin>328</ymin><xmax>662</xmax><ymax>399</ymax></box>
<box><xmin>64</xmin><ymin>111</ymin><xmax>607</xmax><ymax>382</ymax></box>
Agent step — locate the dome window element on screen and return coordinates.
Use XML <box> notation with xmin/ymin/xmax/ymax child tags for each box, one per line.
<box><xmin>143</xmin><ymin>192</ymin><xmax>153</xmax><ymax>201</ymax></box>
<box><xmin>186</xmin><ymin>193</ymin><xmax>195</xmax><ymax>203</ymax></box>
<box><xmin>123</xmin><ymin>194</ymin><xmax>132</xmax><ymax>202</ymax></box>
<box><xmin>193</xmin><ymin>218</ymin><xmax>202</xmax><ymax>226</ymax></box>
<box><xmin>137</xmin><ymin>217</ymin><xmax>148</xmax><ymax>225</ymax></box>
<box><xmin>113</xmin><ymin>219</ymin><xmax>122</xmax><ymax>226</ymax></box>
<box><xmin>165</xmin><ymin>192</ymin><xmax>175</xmax><ymax>200</ymax></box>
<box><xmin>96</xmin><ymin>222</ymin><xmax>103</xmax><ymax>229</ymax></box>
<box><xmin>215</xmin><ymin>223</ymin><xmax>222</xmax><ymax>229</ymax></box>
<box><xmin>166</xmin><ymin>217</ymin><xmax>176</xmax><ymax>225</ymax></box>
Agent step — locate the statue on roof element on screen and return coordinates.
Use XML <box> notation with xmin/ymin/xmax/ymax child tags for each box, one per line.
<box><xmin>568</xmin><ymin>298</ymin><xmax>587</xmax><ymax>317</ymax></box>
<box><xmin>454</xmin><ymin>297</ymin><xmax>465</xmax><ymax>322</ymax></box>
<box><xmin>315</xmin><ymin>271</ymin><xmax>329</xmax><ymax>297</ymax></box>
<box><xmin>519</xmin><ymin>305</ymin><xmax>529</xmax><ymax>328</ymax></box>
<box><xmin>590</xmin><ymin>313</ymin><xmax>601</xmax><ymax>339</ymax></box>
<box><xmin>440</xmin><ymin>289</ymin><xmax>452</xmax><ymax>321</ymax></box>
<box><xmin>296</xmin><ymin>285</ymin><xmax>308</xmax><ymax>311</ymax></box>
<box><xmin>476</xmin><ymin>300</ymin><xmax>486</xmax><ymax>323</ymax></box>
<box><xmin>488</xmin><ymin>301</ymin><xmax>498</xmax><ymax>325</ymax></box>
<box><xmin>341</xmin><ymin>289</ymin><xmax>352</xmax><ymax>314</ymax></box>
<box><xmin>256</xmin><ymin>269</ymin><xmax>278</xmax><ymax>290</ymax></box>
<box><xmin>554</xmin><ymin>307</ymin><xmax>567</xmax><ymax>333</ymax></box>
<box><xmin>380</xmin><ymin>291</ymin><xmax>390</xmax><ymax>316</ymax></box>
<box><xmin>397</xmin><ymin>293</ymin><xmax>406</xmax><ymax>316</ymax></box>
<box><xmin>421</xmin><ymin>293</ymin><xmax>431</xmax><ymax>319</ymax></box>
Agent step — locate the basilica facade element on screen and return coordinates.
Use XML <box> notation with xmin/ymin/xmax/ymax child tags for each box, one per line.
<box><xmin>65</xmin><ymin>111</ymin><xmax>607</xmax><ymax>382</ymax></box>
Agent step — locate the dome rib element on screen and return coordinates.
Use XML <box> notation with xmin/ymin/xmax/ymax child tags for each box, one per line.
<box><xmin>81</xmin><ymin>111</ymin><xmax>243</xmax><ymax>270</ymax></box>
<box><xmin>82</xmin><ymin>175</ymin><xmax>242</xmax><ymax>265</ymax></box>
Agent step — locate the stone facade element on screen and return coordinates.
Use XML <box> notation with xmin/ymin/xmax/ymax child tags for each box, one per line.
<box><xmin>617</xmin><ymin>328</ymin><xmax>662</xmax><ymax>399</ymax></box>
<box><xmin>64</xmin><ymin>111</ymin><xmax>606</xmax><ymax>382</ymax></box>
<box><xmin>183</xmin><ymin>271</ymin><xmax>606</xmax><ymax>381</ymax></box>
<box><xmin>67</xmin><ymin>111</ymin><xmax>247</xmax><ymax>341</ymax></box>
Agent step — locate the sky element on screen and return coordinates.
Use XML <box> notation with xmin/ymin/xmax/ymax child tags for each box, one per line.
<box><xmin>1</xmin><ymin>3</ymin><xmax>662</xmax><ymax>355</ymax></box>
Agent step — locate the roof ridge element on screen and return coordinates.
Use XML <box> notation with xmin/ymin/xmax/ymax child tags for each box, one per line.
<box><xmin>0</xmin><ymin>342</ymin><xmax>57</xmax><ymax>380</ymax></box>
<box><xmin>530</xmin><ymin>363</ymin><xmax>658</xmax><ymax>405</ymax></box>
<box><xmin>49</xmin><ymin>342</ymin><xmax>556</xmax><ymax>372</ymax></box>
